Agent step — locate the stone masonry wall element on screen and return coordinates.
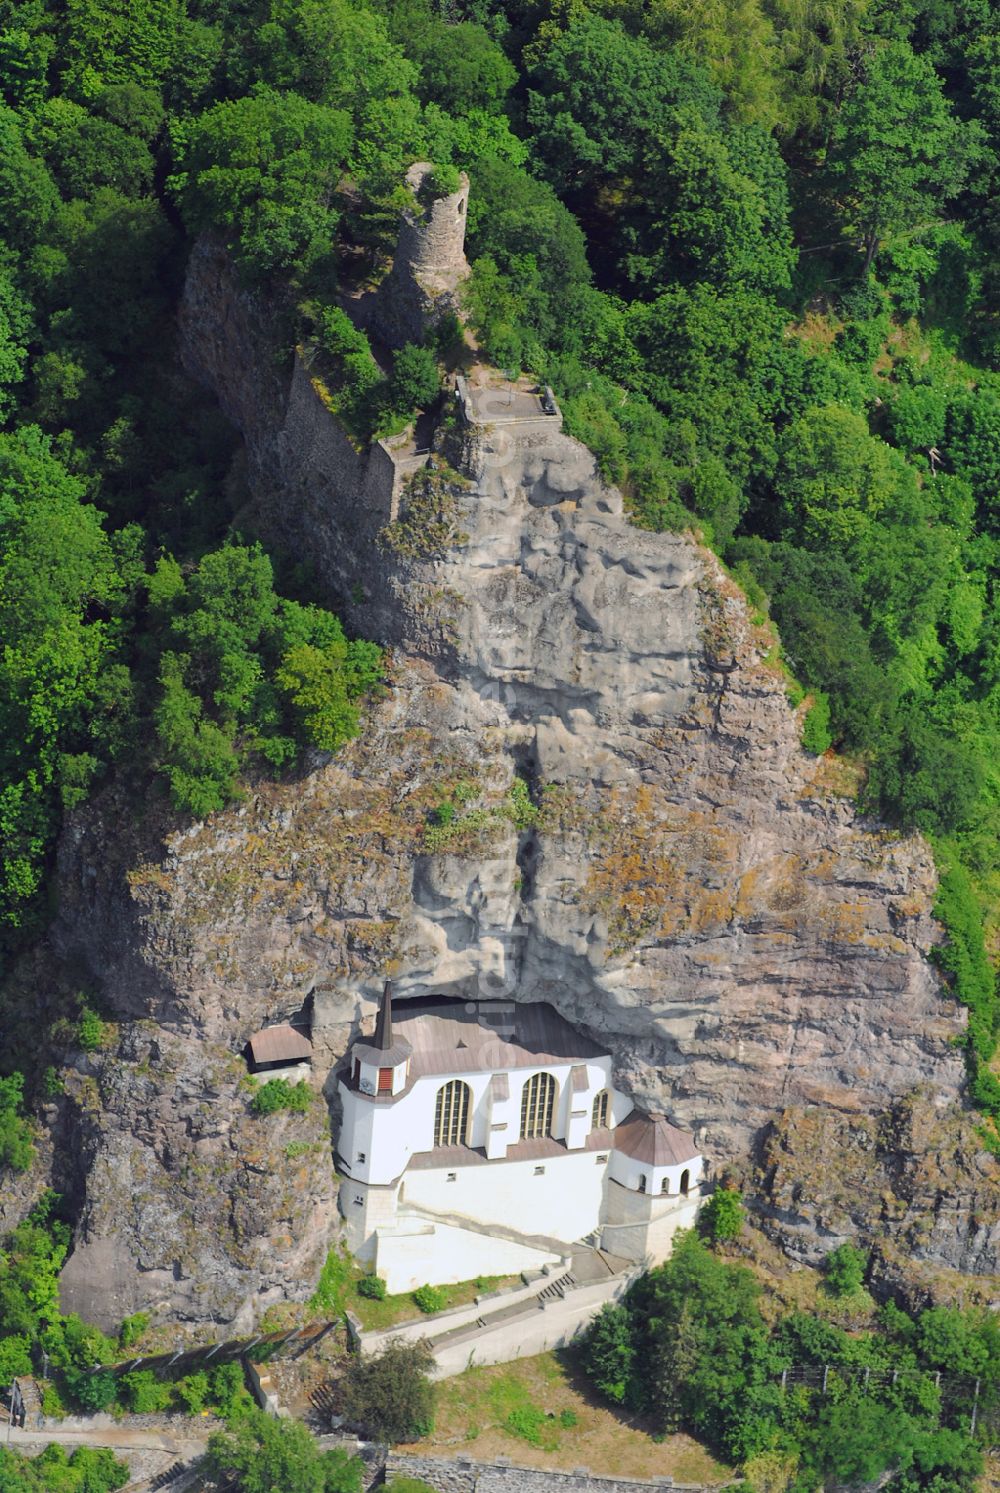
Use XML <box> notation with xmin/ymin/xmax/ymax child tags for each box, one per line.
<box><xmin>385</xmin><ymin>1454</ymin><xmax>710</xmax><ymax>1493</ymax></box>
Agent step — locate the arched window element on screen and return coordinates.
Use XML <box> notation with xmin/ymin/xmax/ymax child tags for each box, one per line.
<box><xmin>660</xmin><ymin>1177</ymin><xmax>670</xmax><ymax>1194</ymax></box>
<box><xmin>520</xmin><ymin>1072</ymin><xmax>556</xmax><ymax>1139</ymax></box>
<box><xmin>434</xmin><ymin>1080</ymin><xmax>471</xmax><ymax>1148</ymax></box>
<box><xmin>638</xmin><ymin>1174</ymin><xmax>647</xmax><ymax>1194</ymax></box>
<box><xmin>680</xmin><ymin>1169</ymin><xmax>690</xmax><ymax>1196</ymax></box>
<box><xmin>591</xmin><ymin>1090</ymin><xmax>610</xmax><ymax>1130</ymax></box>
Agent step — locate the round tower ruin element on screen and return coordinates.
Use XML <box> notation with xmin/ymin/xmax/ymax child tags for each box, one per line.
<box><xmin>372</xmin><ymin>162</ymin><xmax>471</xmax><ymax>349</ymax></box>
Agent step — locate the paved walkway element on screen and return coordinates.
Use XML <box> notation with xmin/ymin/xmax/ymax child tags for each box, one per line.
<box><xmin>5</xmin><ymin>1421</ymin><xmax>207</xmax><ymax>1457</ymax></box>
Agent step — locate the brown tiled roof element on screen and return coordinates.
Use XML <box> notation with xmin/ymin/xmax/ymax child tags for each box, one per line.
<box><xmin>392</xmin><ymin>999</ymin><xmax>607</xmax><ymax>1080</ymax></box>
<box><xmin>248</xmin><ymin>1024</ymin><xmax>312</xmax><ymax>1065</ymax></box>
<box><xmin>612</xmin><ymin>1112</ymin><xmax>699</xmax><ymax>1167</ymax></box>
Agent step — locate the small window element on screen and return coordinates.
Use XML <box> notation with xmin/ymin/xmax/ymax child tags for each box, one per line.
<box><xmin>638</xmin><ymin>1174</ymin><xmax>647</xmax><ymax>1194</ymax></box>
<box><xmin>661</xmin><ymin>1177</ymin><xmax>670</xmax><ymax>1194</ymax></box>
<box><xmin>447</xmin><ymin>1172</ymin><xmax>457</xmax><ymax>1182</ymax></box>
<box><xmin>353</xmin><ymin>1195</ymin><xmax>363</xmax><ymax>1206</ymax></box>
<box><xmin>377</xmin><ymin>1067</ymin><xmax>393</xmax><ymax>1094</ymax></box>
<box><xmin>534</xmin><ymin>1166</ymin><xmax>545</xmax><ymax>1176</ymax></box>
<box><xmin>352</xmin><ymin>1058</ymin><xmax>360</xmax><ymax>1085</ymax></box>
<box><xmin>592</xmin><ymin>1090</ymin><xmax>610</xmax><ymax>1130</ymax></box>
<box><xmin>357</xmin><ymin>1152</ymin><xmax>366</xmax><ymax>1165</ymax></box>
<box><xmin>595</xmin><ymin>1153</ymin><xmax>608</xmax><ymax>1164</ymax></box>
<box><xmin>680</xmin><ymin>1168</ymin><xmax>690</xmax><ymax>1196</ymax></box>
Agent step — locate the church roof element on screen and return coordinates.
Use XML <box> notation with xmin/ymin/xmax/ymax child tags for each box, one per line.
<box><xmin>612</xmin><ymin>1112</ymin><xmax>700</xmax><ymax>1167</ymax></box>
<box><xmin>391</xmin><ymin>999</ymin><xmax>607</xmax><ymax>1080</ymax></box>
<box><xmin>247</xmin><ymin>1024</ymin><xmax>312</xmax><ymax>1066</ymax></box>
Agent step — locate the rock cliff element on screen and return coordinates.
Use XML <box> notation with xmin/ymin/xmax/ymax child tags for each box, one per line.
<box><xmin>46</xmin><ymin>239</ymin><xmax>998</xmax><ymax>1328</ymax></box>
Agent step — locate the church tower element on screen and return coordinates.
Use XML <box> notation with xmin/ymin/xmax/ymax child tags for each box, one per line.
<box><xmin>337</xmin><ymin>981</ymin><xmax>413</xmax><ymax>1259</ymax></box>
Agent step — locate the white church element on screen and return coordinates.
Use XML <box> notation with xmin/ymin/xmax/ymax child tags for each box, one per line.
<box><xmin>336</xmin><ymin>984</ymin><xmax>707</xmax><ymax>1291</ymax></box>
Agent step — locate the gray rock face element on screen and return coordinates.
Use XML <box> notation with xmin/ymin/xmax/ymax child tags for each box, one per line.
<box><xmin>46</xmin><ymin>241</ymin><xmax>997</xmax><ymax>1328</ymax></box>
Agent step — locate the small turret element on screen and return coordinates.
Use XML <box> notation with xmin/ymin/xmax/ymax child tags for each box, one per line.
<box><xmin>350</xmin><ymin>980</ymin><xmax>413</xmax><ymax>1098</ymax></box>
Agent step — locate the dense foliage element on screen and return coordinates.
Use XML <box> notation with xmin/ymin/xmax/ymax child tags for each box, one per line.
<box><xmin>582</xmin><ymin>1233</ymin><xmax>997</xmax><ymax>1491</ymax></box>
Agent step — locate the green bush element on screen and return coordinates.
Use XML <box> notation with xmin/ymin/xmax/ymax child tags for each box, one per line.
<box><xmin>823</xmin><ymin>1242</ymin><xmax>867</xmax><ymax>1297</ymax></box>
<box><xmin>250</xmin><ymin>1078</ymin><xmax>312</xmax><ymax>1116</ymax></box>
<box><xmin>411</xmin><ymin>1284</ymin><xmax>448</xmax><ymax>1314</ymax></box>
<box><xmin>0</xmin><ymin>1072</ymin><xmax>34</xmax><ymax>1172</ymax></box>
<box><xmin>176</xmin><ymin>1370</ymin><xmax>210</xmax><ymax>1413</ymax></box>
<box><xmin>801</xmin><ymin>691</ymin><xmax>832</xmax><ymax>755</ymax></box>
<box><xmin>427</xmin><ymin>163</ymin><xmax>462</xmax><ymax>198</ymax></box>
<box><xmin>118</xmin><ymin>1311</ymin><xmax>149</xmax><ymax>1348</ymax></box>
<box><xmin>699</xmin><ymin>1187</ymin><xmax>744</xmax><ymax>1242</ymax></box>
<box><xmin>559</xmin><ymin>1408</ymin><xmax>579</xmax><ymax>1428</ymax></box>
<box><xmin>120</xmin><ymin>1368</ymin><xmax>173</xmax><ymax>1414</ymax></box>
<box><xmin>357</xmin><ymin>1275</ymin><xmax>387</xmax><ymax>1300</ymax></box>
<box><xmin>341</xmin><ymin>1338</ymin><xmax>435</xmax><ymax>1442</ymax></box>
<box><xmin>77</xmin><ymin>1008</ymin><xmax>105</xmax><ymax>1051</ymax></box>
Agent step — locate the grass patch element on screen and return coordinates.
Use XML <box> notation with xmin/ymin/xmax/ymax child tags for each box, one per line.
<box><xmin>349</xmin><ymin>1273</ymin><xmax>519</xmax><ymax>1332</ymax></box>
<box><xmin>403</xmin><ymin>1351</ymin><xmax>733</xmax><ymax>1479</ymax></box>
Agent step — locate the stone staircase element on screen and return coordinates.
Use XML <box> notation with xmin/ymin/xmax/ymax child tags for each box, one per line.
<box><xmin>395</xmin><ymin>1201</ymin><xmax>571</xmax><ymax>1260</ymax></box>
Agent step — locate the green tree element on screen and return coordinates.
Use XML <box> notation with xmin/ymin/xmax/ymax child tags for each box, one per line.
<box><xmin>0</xmin><ymin>1073</ymin><xmax>34</xmax><ymax>1172</ymax></box>
<box><xmin>341</xmin><ymin>1337</ymin><xmax>435</xmax><ymax>1442</ymax></box>
<box><xmin>580</xmin><ymin>1302</ymin><xmax>635</xmax><ymax>1404</ymax></box>
<box><xmin>205</xmin><ymin>1405</ymin><xmax>364</xmax><ymax>1493</ymax></box>
<box><xmin>826</xmin><ymin>42</ymin><xmax>985</xmax><ymax>273</ymax></box>
<box><xmin>388</xmin><ymin>343</ymin><xmax>440</xmax><ymax>414</ymax></box>
<box><xmin>822</xmin><ymin>1242</ymin><xmax>867</xmax><ymax>1296</ymax></box>
<box><xmin>171</xmin><ymin>90</ymin><xmax>353</xmax><ymax>281</ymax></box>
<box><xmin>276</xmin><ymin>637</ymin><xmax>382</xmax><ymax>755</ymax></box>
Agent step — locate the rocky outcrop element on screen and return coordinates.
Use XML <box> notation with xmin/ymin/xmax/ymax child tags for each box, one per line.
<box><xmin>43</xmin><ymin>240</ymin><xmax>997</xmax><ymax>1327</ymax></box>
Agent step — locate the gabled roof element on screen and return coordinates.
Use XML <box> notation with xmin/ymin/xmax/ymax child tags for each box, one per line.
<box><xmin>248</xmin><ymin>1024</ymin><xmax>312</xmax><ymax>1065</ymax></box>
<box><xmin>613</xmin><ymin>1111</ymin><xmax>699</xmax><ymax>1168</ymax></box>
<box><xmin>386</xmin><ymin>999</ymin><xmax>607</xmax><ymax>1080</ymax></box>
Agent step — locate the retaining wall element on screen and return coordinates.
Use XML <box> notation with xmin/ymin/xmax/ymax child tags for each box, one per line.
<box><xmin>386</xmin><ymin>1453</ymin><xmax>712</xmax><ymax>1493</ymax></box>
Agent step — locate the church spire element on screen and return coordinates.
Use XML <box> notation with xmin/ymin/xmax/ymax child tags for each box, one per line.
<box><xmin>373</xmin><ymin>979</ymin><xmax>394</xmax><ymax>1051</ymax></box>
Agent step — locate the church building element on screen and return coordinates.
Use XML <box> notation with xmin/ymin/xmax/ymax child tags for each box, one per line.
<box><xmin>337</xmin><ymin>984</ymin><xmax>706</xmax><ymax>1291</ymax></box>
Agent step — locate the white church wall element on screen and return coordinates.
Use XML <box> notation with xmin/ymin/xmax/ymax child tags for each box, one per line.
<box><xmin>340</xmin><ymin>1057</ymin><xmax>627</xmax><ymax>1187</ymax></box>
<box><xmin>374</xmin><ymin>1220</ymin><xmax>562</xmax><ymax>1294</ymax></box>
<box><xmin>400</xmin><ymin>1148</ymin><xmax>608</xmax><ymax>1244</ymax></box>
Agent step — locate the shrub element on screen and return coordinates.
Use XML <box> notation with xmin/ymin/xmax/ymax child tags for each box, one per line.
<box><xmin>411</xmin><ymin>1284</ymin><xmax>448</xmax><ymax>1314</ymax></box>
<box><xmin>176</xmin><ymin>1370</ymin><xmax>210</xmax><ymax>1414</ymax></box>
<box><xmin>559</xmin><ymin>1408</ymin><xmax>579</xmax><ymax>1428</ymax></box>
<box><xmin>118</xmin><ymin>1311</ymin><xmax>149</xmax><ymax>1348</ymax></box>
<box><xmin>341</xmin><ymin>1338</ymin><xmax>435</xmax><ymax>1442</ymax></box>
<box><xmin>250</xmin><ymin>1078</ymin><xmax>312</xmax><ymax>1116</ymax></box>
<box><xmin>357</xmin><ymin>1275</ymin><xmax>388</xmax><ymax>1300</ymax></box>
<box><xmin>427</xmin><ymin>164</ymin><xmax>462</xmax><ymax>198</ymax></box>
<box><xmin>120</xmin><ymin>1368</ymin><xmax>173</xmax><ymax>1414</ymax></box>
<box><xmin>801</xmin><ymin>691</ymin><xmax>832</xmax><ymax>755</ymax></box>
<box><xmin>699</xmin><ymin>1186</ymin><xmax>744</xmax><ymax>1242</ymax></box>
<box><xmin>77</xmin><ymin>1007</ymin><xmax>105</xmax><ymax>1051</ymax></box>
<box><xmin>823</xmin><ymin>1242</ymin><xmax>867</xmax><ymax>1297</ymax></box>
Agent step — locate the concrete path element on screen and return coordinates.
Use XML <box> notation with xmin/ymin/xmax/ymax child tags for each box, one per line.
<box><xmin>4</xmin><ymin>1421</ymin><xmax>207</xmax><ymax>1458</ymax></box>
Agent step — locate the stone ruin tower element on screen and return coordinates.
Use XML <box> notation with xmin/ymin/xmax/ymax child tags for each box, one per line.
<box><xmin>372</xmin><ymin>161</ymin><xmax>471</xmax><ymax>348</ymax></box>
